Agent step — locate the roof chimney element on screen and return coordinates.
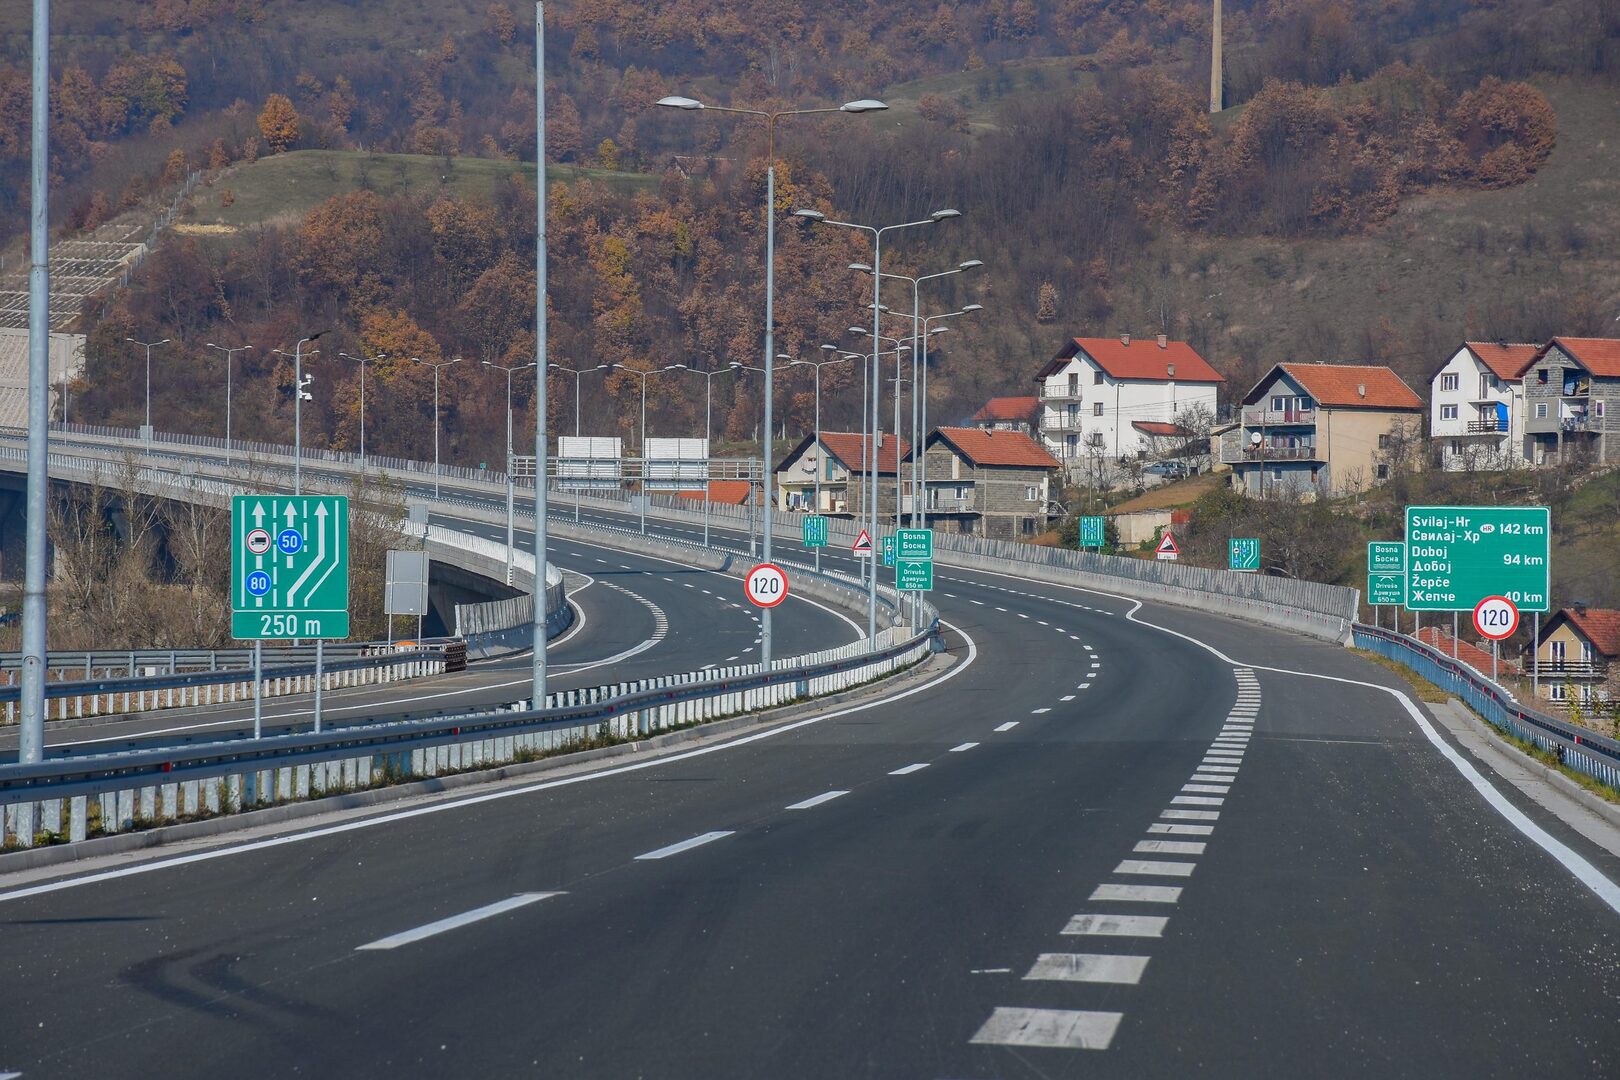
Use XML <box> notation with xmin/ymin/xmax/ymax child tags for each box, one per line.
<box><xmin>1357</xmin><ymin>383</ymin><xmax>1366</xmax><ymax>398</ymax></box>
<box><xmin>1575</xmin><ymin>601</ymin><xmax>1588</xmax><ymax>616</ymax></box>
<box><xmin>1167</xmin><ymin>363</ymin><xmax>1176</xmax><ymax>378</ymax></box>
<box><xmin>1157</xmin><ymin>333</ymin><xmax>1168</xmax><ymax>349</ymax></box>
<box><xmin>1120</xmin><ymin>332</ymin><xmax>1131</xmax><ymax>346</ymax></box>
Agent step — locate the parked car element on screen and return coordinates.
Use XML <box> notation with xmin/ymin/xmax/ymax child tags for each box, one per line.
<box><xmin>1143</xmin><ymin>461</ymin><xmax>1193</xmax><ymax>479</ymax></box>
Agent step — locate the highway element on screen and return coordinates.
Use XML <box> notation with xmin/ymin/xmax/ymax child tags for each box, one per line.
<box><xmin>3</xmin><ymin>502</ymin><xmax>1619</xmax><ymax>1077</ymax></box>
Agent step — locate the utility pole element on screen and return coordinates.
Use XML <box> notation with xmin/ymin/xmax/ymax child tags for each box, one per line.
<box><xmin>1210</xmin><ymin>0</ymin><xmax>1224</xmax><ymax>114</ymax></box>
<box><xmin>19</xmin><ymin>0</ymin><xmax>50</xmax><ymax>767</ymax></box>
<box><xmin>532</xmin><ymin>0</ymin><xmax>550</xmax><ymax>711</ymax></box>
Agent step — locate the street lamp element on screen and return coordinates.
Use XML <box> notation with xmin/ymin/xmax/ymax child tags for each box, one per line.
<box><xmin>669</xmin><ymin>362</ymin><xmax>737</xmax><ymax>548</ymax></box>
<box><xmin>852</xmin><ymin>325</ymin><xmax>945</xmax><ymax>533</ymax></box>
<box><xmin>659</xmin><ymin>92</ymin><xmax>886</xmax><ymax>668</ymax></box>
<box><xmin>414</xmin><ymin>355</ymin><xmax>462</xmax><ymax>497</ymax></box>
<box><xmin>852</xmin><ymin>259</ymin><xmax>984</xmax><ymax>526</ymax></box>
<box><xmin>794</xmin><ymin>206</ymin><xmax>960</xmax><ymax>644</ymax></box>
<box><xmin>336</xmin><ymin>351</ymin><xmax>383</xmax><ymax>466</ymax></box>
<box><xmin>791</xmin><ymin>349</ymin><xmax>855</xmax><ymax>572</ymax></box>
<box><xmin>272</xmin><ymin>333</ymin><xmax>324</xmax><ymax>494</ymax></box>
<box><xmin>126</xmin><ymin>337</ymin><xmax>169</xmax><ymax>442</ymax></box>
<box><xmin>729</xmin><ymin>359</ymin><xmax>795</xmax><ymax>556</ymax></box>
<box><xmin>548</xmin><ymin>362</ymin><xmax>609</xmax><ymax>522</ymax></box>
<box><xmin>205</xmin><ymin>342</ymin><xmax>251</xmax><ymax>463</ymax></box>
<box><xmin>484</xmin><ymin>359</ymin><xmax>538</xmax><ymax>580</ymax></box>
<box><xmin>612</xmin><ymin>362</ymin><xmax>681</xmax><ymax>533</ymax></box>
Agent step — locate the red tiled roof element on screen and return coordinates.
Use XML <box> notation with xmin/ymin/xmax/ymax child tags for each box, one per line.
<box><xmin>674</xmin><ymin>480</ymin><xmax>752</xmax><ymax>505</ymax></box>
<box><xmin>1037</xmin><ymin>336</ymin><xmax>1224</xmax><ymax>383</ymax></box>
<box><xmin>972</xmin><ymin>396</ymin><xmax>1040</xmax><ymax>423</ymax></box>
<box><xmin>1268</xmin><ymin>363</ymin><xmax>1424</xmax><ymax>410</ymax></box>
<box><xmin>1416</xmin><ymin>627</ymin><xmax>1520</xmax><ymax>675</ymax></box>
<box><xmin>1463</xmin><ymin>341</ymin><xmax>1540</xmax><ymax>381</ymax></box>
<box><xmin>1556</xmin><ymin>608</ymin><xmax>1620</xmax><ymax>657</ymax></box>
<box><xmin>773</xmin><ymin>431</ymin><xmax>909</xmax><ymax>476</ymax></box>
<box><xmin>1131</xmin><ymin>420</ymin><xmax>1193</xmax><ymax>438</ymax></box>
<box><xmin>1544</xmin><ymin>337</ymin><xmax>1620</xmax><ymax>378</ymax></box>
<box><xmin>928</xmin><ymin>427</ymin><xmax>1062</xmax><ymax>469</ymax></box>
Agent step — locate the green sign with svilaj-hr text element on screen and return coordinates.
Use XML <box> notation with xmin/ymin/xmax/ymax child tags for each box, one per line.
<box><xmin>232</xmin><ymin>495</ymin><xmax>350</xmax><ymax>639</ymax></box>
<box><xmin>1403</xmin><ymin>505</ymin><xmax>1549</xmax><ymax>612</ymax></box>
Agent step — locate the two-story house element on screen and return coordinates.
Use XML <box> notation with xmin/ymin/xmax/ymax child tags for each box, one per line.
<box><xmin>1033</xmin><ymin>334</ymin><xmax>1223</xmax><ymax>468</ymax></box>
<box><xmin>970</xmin><ymin>396</ymin><xmax>1040</xmax><ymax>436</ymax></box>
<box><xmin>1532</xmin><ymin>605</ymin><xmax>1619</xmax><ymax>707</ymax></box>
<box><xmin>1521</xmin><ymin>337</ymin><xmax>1620</xmax><ymax>466</ymax></box>
<box><xmin>1222</xmin><ymin>363</ymin><xmax>1424</xmax><ymax>496</ymax></box>
<box><xmin>908</xmin><ymin>426</ymin><xmax>1061</xmax><ymax>539</ymax></box>
<box><xmin>772</xmin><ymin>431</ymin><xmax>909</xmax><ymax>520</ymax></box>
<box><xmin>1428</xmin><ymin>341</ymin><xmax>1538</xmax><ymax>470</ymax></box>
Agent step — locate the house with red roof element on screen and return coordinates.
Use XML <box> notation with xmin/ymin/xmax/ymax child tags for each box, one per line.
<box><xmin>1428</xmin><ymin>341</ymin><xmax>1539</xmax><ymax>471</ymax></box>
<box><xmin>1532</xmin><ymin>605</ymin><xmax>1620</xmax><ymax>707</ymax></box>
<box><xmin>970</xmin><ymin>396</ymin><xmax>1040</xmax><ymax>436</ymax></box>
<box><xmin>1522</xmin><ymin>337</ymin><xmax>1620</xmax><ymax>466</ymax></box>
<box><xmin>772</xmin><ymin>431</ymin><xmax>909</xmax><ymax>520</ymax></box>
<box><xmin>907</xmin><ymin>426</ymin><xmax>1062</xmax><ymax>539</ymax></box>
<box><xmin>1221</xmin><ymin>362</ymin><xmax>1424</xmax><ymax>497</ymax></box>
<box><xmin>1032</xmin><ymin>334</ymin><xmax>1223</xmax><ymax>468</ymax></box>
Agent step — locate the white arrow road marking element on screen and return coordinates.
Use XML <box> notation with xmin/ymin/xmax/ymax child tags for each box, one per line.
<box><xmin>286</xmin><ymin>502</ymin><xmax>328</xmax><ymax>606</ymax></box>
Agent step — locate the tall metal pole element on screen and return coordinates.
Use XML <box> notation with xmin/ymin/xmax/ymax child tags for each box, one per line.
<box><xmin>358</xmin><ymin>357</ymin><xmax>366</xmax><ymax>464</ymax></box>
<box><xmin>911</xmin><ymin>278</ymin><xmax>922</xmax><ymax>529</ymax></box>
<box><xmin>532</xmin><ymin>0</ymin><xmax>550</xmax><ymax>710</ymax></box>
<box><xmin>433</xmin><ymin>364</ymin><xmax>441</xmax><ymax>496</ymax></box>
<box><xmin>1210</xmin><ymin>0</ymin><xmax>1224</xmax><ymax>114</ymax></box>
<box><xmin>869</xmin><ymin>227</ymin><xmax>882</xmax><ymax>645</ymax></box>
<box><xmin>19</xmin><ymin>0</ymin><xmax>50</xmax><ymax>765</ymax></box>
<box><xmin>761</xmin><ymin>154</ymin><xmax>777</xmax><ymax>669</ymax></box>
<box><xmin>704</xmin><ymin>373</ymin><xmax>713</xmax><ymax>547</ymax></box>
<box><xmin>813</xmin><ymin>362</ymin><xmax>821</xmax><ymax>572</ymax></box>
<box><xmin>208</xmin><ymin>343</ymin><xmax>251</xmax><ymax>464</ymax></box>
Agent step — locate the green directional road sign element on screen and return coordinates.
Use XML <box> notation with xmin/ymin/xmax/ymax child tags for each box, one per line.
<box><xmin>1404</xmin><ymin>505</ymin><xmax>1550</xmax><ymax>612</ymax></box>
<box><xmin>1368</xmin><ymin>541</ymin><xmax>1406</xmax><ymax>575</ymax></box>
<box><xmin>1079</xmin><ymin>515</ymin><xmax>1105</xmax><ymax>549</ymax></box>
<box><xmin>802</xmin><ymin>515</ymin><xmax>828</xmax><ymax>548</ymax></box>
<box><xmin>882</xmin><ymin>535</ymin><xmax>897</xmax><ymax>567</ymax></box>
<box><xmin>897</xmin><ymin>528</ymin><xmax>933</xmax><ymax>561</ymax></box>
<box><xmin>897</xmin><ymin>559</ymin><xmax>934</xmax><ymax>591</ymax></box>
<box><xmin>1367</xmin><ymin>573</ymin><xmax>1406</xmax><ymax>606</ymax></box>
<box><xmin>1228</xmin><ymin>538</ymin><xmax>1260</xmax><ymax>573</ymax></box>
<box><xmin>232</xmin><ymin>495</ymin><xmax>350</xmax><ymax>639</ymax></box>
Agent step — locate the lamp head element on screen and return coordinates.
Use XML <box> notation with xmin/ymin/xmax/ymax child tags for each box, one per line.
<box><xmin>820</xmin><ymin>344</ymin><xmax>837</xmax><ymax>352</ymax></box>
<box><xmin>929</xmin><ymin>326</ymin><xmax>950</xmax><ymax>335</ymax></box>
<box><xmin>849</xmin><ymin>262</ymin><xmax>873</xmax><ymax>273</ymax></box>
<box><xmin>959</xmin><ymin>259</ymin><xmax>984</xmax><ymax>270</ymax></box>
<box><xmin>657</xmin><ymin>96</ymin><xmax>704</xmax><ymax>110</ymax></box>
<box><xmin>848</xmin><ymin>327</ymin><xmax>868</xmax><ymax>336</ymax></box>
<box><xmin>792</xmin><ymin>209</ymin><xmax>825</xmax><ymax>222</ymax></box>
<box><xmin>930</xmin><ymin>208</ymin><xmax>961</xmax><ymax>221</ymax></box>
<box><xmin>962</xmin><ymin>303</ymin><xmax>984</xmax><ymax>312</ymax></box>
<box><xmin>839</xmin><ymin>99</ymin><xmax>888</xmax><ymax>113</ymax></box>
<box><xmin>669</xmin><ymin>363</ymin><xmax>688</xmax><ymax>370</ymax></box>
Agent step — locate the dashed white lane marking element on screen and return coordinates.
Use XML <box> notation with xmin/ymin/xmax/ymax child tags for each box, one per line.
<box><xmin>1069</xmin><ymin>635</ymin><xmax>1081</xmax><ymax>641</ymax></box>
<box><xmin>1037</xmin><ymin>620</ymin><xmax>1048</xmax><ymax>626</ymax></box>
<box><xmin>1149</xmin><ymin>823</ymin><xmax>1213</xmax><ymax>835</ymax></box>
<box><xmin>1026</xmin><ymin>953</ymin><xmax>1150</xmax><ymax>985</ymax></box>
<box><xmin>1090</xmin><ymin>883</ymin><xmax>1182</xmax><ymax>903</ymax></box>
<box><xmin>1060</xmin><ymin>694</ymin><xmax>1076</xmax><ymax>702</ymax></box>
<box><xmin>356</xmin><ymin>893</ymin><xmax>561</xmax><ymax>951</ymax></box>
<box><xmin>995</xmin><ymin>606</ymin><xmax>1008</xmax><ymax>612</ymax></box>
<box><xmin>1116</xmin><ymin>859</ymin><xmax>1196</xmax><ymax>877</ymax></box>
<box><xmin>1172</xmin><ymin>795</ymin><xmax>1224</xmax><ymax>806</ymax></box>
<box><xmin>970</xmin><ymin>599</ymin><xmax>985</xmax><ymax>606</ymax></box>
<box><xmin>889</xmin><ymin>763</ymin><xmax>930</xmax><ymax>775</ymax></box>
<box><xmin>970</xmin><ymin>1007</ymin><xmax>1122</xmax><ymax>1050</ymax></box>
<box><xmin>661</xmin><ymin>576</ymin><xmax>674</xmax><ymax>581</ymax></box>
<box><xmin>723</xmin><ymin>655</ymin><xmax>739</xmax><ymax>663</ymax></box>
<box><xmin>949</xmin><ymin>741</ymin><xmax>980</xmax><ymax>752</ymax></box>
<box><xmin>1077</xmin><ymin>681</ymin><xmax>1091</xmax><ymax>689</ymax></box>
<box><xmin>994</xmin><ymin>722</ymin><xmax>1019</xmax><ymax>732</ymax></box>
<box><xmin>785</xmin><ymin>790</ymin><xmax>849</xmax><ymax>811</ymax></box>
<box><xmin>1017</xmin><ymin>613</ymin><xmax>1029</xmax><ymax>619</ymax></box>
<box><xmin>1182</xmin><ymin>784</ymin><xmax>1231</xmax><ymax>795</ymax></box>
<box><xmin>1161</xmin><ymin>808</ymin><xmax>1219</xmax><ymax>821</ymax></box>
<box><xmin>1089</xmin><ymin>662</ymin><xmax>1101</xmax><ymax>669</ymax></box>
<box><xmin>943</xmin><ymin>592</ymin><xmax>958</xmax><ymax>598</ymax></box>
<box><xmin>593</xmin><ymin>558</ymin><xmax>609</xmax><ymax>564</ymax></box>
<box><xmin>1063</xmin><ymin>913</ymin><xmax>1168</xmax><ymax>938</ymax></box>
<box><xmin>635</xmin><ymin>830</ymin><xmax>734</xmax><ymax>860</ymax></box>
<box><xmin>1031</xmin><ymin>707</ymin><xmax>1051</xmax><ymax>714</ymax></box>
<box><xmin>1136</xmin><ymin>840</ymin><xmax>1206</xmax><ymax>855</ymax></box>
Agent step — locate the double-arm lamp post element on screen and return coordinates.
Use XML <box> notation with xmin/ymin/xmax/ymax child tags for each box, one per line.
<box><xmin>793</xmin><ymin>207</ymin><xmax>960</xmax><ymax>646</ymax></box>
<box><xmin>205</xmin><ymin>342</ymin><xmax>252</xmax><ymax>463</ymax></box>
<box><xmin>414</xmin><ymin>355</ymin><xmax>462</xmax><ymax>497</ymax></box>
<box><xmin>730</xmin><ymin>358</ymin><xmax>794</xmax><ymax>556</ymax></box>
<box><xmin>791</xmin><ymin>349</ymin><xmax>856</xmax><ymax>572</ymax></box>
<box><xmin>549</xmin><ymin>362</ymin><xmax>609</xmax><ymax>521</ymax></box>
<box><xmin>336</xmin><ymin>350</ymin><xmax>384</xmax><ymax>467</ymax></box>
<box><xmin>272</xmin><ymin>333</ymin><xmax>323</xmax><ymax>495</ymax></box>
<box><xmin>668</xmin><ymin>363</ymin><xmax>736</xmax><ymax>547</ymax></box>
<box><xmin>612</xmin><ymin>362</ymin><xmax>682</xmax><ymax>534</ymax></box>
<box><xmin>484</xmin><ymin>359</ymin><xmax>538</xmax><ymax>579</ymax></box>
<box><xmin>126</xmin><ymin>337</ymin><xmax>169</xmax><ymax>443</ymax></box>
<box><xmin>658</xmin><ymin>93</ymin><xmax>886</xmax><ymax>667</ymax></box>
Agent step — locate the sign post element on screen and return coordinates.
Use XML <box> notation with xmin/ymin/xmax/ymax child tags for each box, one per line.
<box><xmin>1472</xmin><ymin>595</ymin><xmax>1519</xmax><ymax>684</ymax></box>
<box><xmin>1404</xmin><ymin>505</ymin><xmax>1549</xmax><ymax>613</ymax></box>
<box><xmin>1228</xmin><ymin>538</ymin><xmax>1260</xmax><ymax>573</ymax></box>
<box><xmin>1078</xmin><ymin>515</ymin><xmax>1105</xmax><ymax>550</ymax></box>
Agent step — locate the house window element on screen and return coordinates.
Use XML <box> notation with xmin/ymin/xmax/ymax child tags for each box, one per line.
<box><xmin>1094</xmin><ymin>371</ymin><xmax>1105</xmax><ymax>385</ymax></box>
<box><xmin>1551</xmin><ymin>639</ymin><xmax>1566</xmax><ymax>665</ymax></box>
<box><xmin>1440</xmin><ymin>373</ymin><xmax>1459</xmax><ymax>392</ymax></box>
<box><xmin>1093</xmin><ymin>402</ymin><xmax>1104</xmax><ymax>416</ymax></box>
<box><xmin>1450</xmin><ymin>440</ymin><xmax>1461</xmax><ymax>455</ymax></box>
<box><xmin>1536</xmin><ymin>402</ymin><xmax>1549</xmax><ymax>418</ymax></box>
<box><xmin>1550</xmin><ymin>683</ymin><xmax>1567</xmax><ymax>702</ymax></box>
<box><xmin>1271</xmin><ymin>395</ymin><xmax>1285</xmax><ymax>411</ymax></box>
<box><xmin>1270</xmin><ymin>468</ymin><xmax>1283</xmax><ymax>481</ymax></box>
<box><xmin>1479</xmin><ymin>374</ymin><xmax>1490</xmax><ymax>398</ymax></box>
<box><xmin>1376</xmin><ymin>463</ymin><xmax>1390</xmax><ymax>479</ymax></box>
<box><xmin>1021</xmin><ymin>517</ymin><xmax>1037</xmax><ymax>536</ymax></box>
<box><xmin>1582</xmin><ymin>641</ymin><xmax>1594</xmax><ymax>663</ymax></box>
<box><xmin>1378</xmin><ymin>433</ymin><xmax>1391</xmax><ymax>449</ymax></box>
<box><xmin>1580</xmin><ymin>684</ymin><xmax>1594</xmax><ymax>704</ymax></box>
<box><xmin>1537</xmin><ymin>369</ymin><xmax>1549</xmax><ymax>384</ymax></box>
<box><xmin>1025</xmin><ymin>485</ymin><xmax>1039</xmax><ymax>501</ymax></box>
<box><xmin>1068</xmin><ymin>373</ymin><xmax>1080</xmax><ymax>395</ymax></box>
<box><xmin>1598</xmin><ymin>401</ymin><xmax>1607</xmax><ymax>419</ymax></box>
<box><xmin>1440</xmin><ymin>405</ymin><xmax>1458</xmax><ymax>420</ymax></box>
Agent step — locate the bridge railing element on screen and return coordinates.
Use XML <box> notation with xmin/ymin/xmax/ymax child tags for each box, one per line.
<box><xmin>1352</xmin><ymin>623</ymin><xmax>1620</xmax><ymax>793</ymax></box>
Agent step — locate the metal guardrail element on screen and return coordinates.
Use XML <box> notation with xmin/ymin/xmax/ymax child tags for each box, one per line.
<box><xmin>1353</xmin><ymin>623</ymin><xmax>1620</xmax><ymax>793</ymax></box>
<box><xmin>0</xmin><ymin>643</ymin><xmax>377</xmax><ymax>677</ymax></box>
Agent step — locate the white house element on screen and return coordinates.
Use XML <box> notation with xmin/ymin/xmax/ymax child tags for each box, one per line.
<box><xmin>1428</xmin><ymin>341</ymin><xmax>1538</xmax><ymax>470</ymax></box>
<box><xmin>1033</xmin><ymin>334</ymin><xmax>1223</xmax><ymax>467</ymax></box>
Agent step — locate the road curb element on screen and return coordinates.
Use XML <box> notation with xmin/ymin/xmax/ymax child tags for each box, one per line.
<box><xmin>1429</xmin><ymin>697</ymin><xmax>1620</xmax><ymax>834</ymax></box>
<box><xmin>0</xmin><ymin>647</ymin><xmax>956</xmax><ymax>876</ymax></box>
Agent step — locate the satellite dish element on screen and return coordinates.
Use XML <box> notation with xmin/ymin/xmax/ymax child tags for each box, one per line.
<box><xmin>1249</xmin><ymin>431</ymin><xmax>1263</xmax><ymax>445</ymax></box>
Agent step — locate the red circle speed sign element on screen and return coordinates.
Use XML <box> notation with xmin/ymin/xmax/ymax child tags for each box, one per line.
<box><xmin>1472</xmin><ymin>595</ymin><xmax>1519</xmax><ymax>641</ymax></box>
<box><xmin>745</xmin><ymin>563</ymin><xmax>789</xmax><ymax>608</ymax></box>
<box><xmin>245</xmin><ymin>528</ymin><xmax>272</xmax><ymax>556</ymax></box>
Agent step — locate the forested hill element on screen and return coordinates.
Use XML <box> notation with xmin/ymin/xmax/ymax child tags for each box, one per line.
<box><xmin>2</xmin><ymin>1</ymin><xmax>1619</xmax><ymax>472</ymax></box>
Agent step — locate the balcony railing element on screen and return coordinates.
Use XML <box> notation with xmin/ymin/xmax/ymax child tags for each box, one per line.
<box><xmin>1043</xmin><ymin>414</ymin><xmax>1085</xmax><ymax>432</ymax></box>
<box><xmin>1242</xmin><ymin>407</ymin><xmax>1316</xmax><ymax>426</ymax></box>
<box><xmin>1532</xmin><ymin>659</ymin><xmax>1608</xmax><ymax>678</ymax></box>
<box><xmin>1238</xmin><ymin>444</ymin><xmax>1320</xmax><ymax>461</ymax></box>
<box><xmin>1041</xmin><ymin>386</ymin><xmax>1085</xmax><ymax>402</ymax></box>
<box><xmin>1465</xmin><ymin>419</ymin><xmax>1507</xmax><ymax>434</ymax></box>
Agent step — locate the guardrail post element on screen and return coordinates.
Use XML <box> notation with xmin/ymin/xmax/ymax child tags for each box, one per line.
<box><xmin>137</xmin><ymin>786</ymin><xmax>155</xmax><ymax>823</ymax></box>
<box><xmin>40</xmin><ymin>797</ymin><xmax>60</xmax><ymax>837</ymax></box>
<box><xmin>159</xmin><ymin>782</ymin><xmax>178</xmax><ymax>821</ymax></box>
<box><xmin>69</xmin><ymin>796</ymin><xmax>87</xmax><ymax>842</ymax></box>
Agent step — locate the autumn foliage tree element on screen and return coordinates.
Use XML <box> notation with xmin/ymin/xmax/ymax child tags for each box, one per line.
<box><xmin>257</xmin><ymin>93</ymin><xmax>301</xmax><ymax>153</ymax></box>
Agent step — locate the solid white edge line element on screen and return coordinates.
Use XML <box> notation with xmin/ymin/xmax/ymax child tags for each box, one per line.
<box><xmin>0</xmin><ymin>620</ymin><xmax>978</xmax><ymax>903</ymax></box>
<box><xmin>355</xmin><ymin>892</ymin><xmax>561</xmax><ymax>951</ymax></box>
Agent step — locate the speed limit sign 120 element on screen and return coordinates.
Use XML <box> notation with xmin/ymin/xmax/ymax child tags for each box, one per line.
<box><xmin>1472</xmin><ymin>595</ymin><xmax>1519</xmax><ymax>641</ymax></box>
<box><xmin>745</xmin><ymin>563</ymin><xmax>789</xmax><ymax>608</ymax></box>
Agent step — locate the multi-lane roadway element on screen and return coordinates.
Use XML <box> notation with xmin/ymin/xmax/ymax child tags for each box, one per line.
<box><xmin>2</xmin><ymin>494</ymin><xmax>1618</xmax><ymax>1077</ymax></box>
